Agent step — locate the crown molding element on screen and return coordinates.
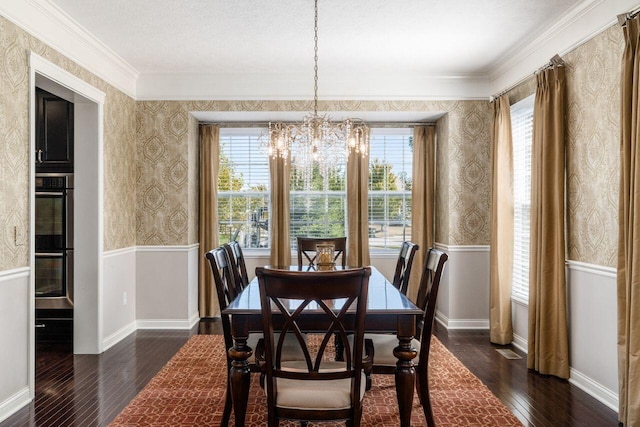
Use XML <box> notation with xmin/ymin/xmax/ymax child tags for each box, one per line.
<box><xmin>0</xmin><ymin>0</ymin><xmax>138</xmax><ymax>98</ymax></box>
<box><xmin>136</xmin><ymin>72</ymin><xmax>491</xmax><ymax>101</ymax></box>
<box><xmin>489</xmin><ymin>0</ymin><xmax>639</xmax><ymax>94</ymax></box>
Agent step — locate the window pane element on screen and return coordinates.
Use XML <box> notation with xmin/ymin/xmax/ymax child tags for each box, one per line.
<box><xmin>368</xmin><ymin>129</ymin><xmax>413</xmax><ymax>250</ymax></box>
<box><xmin>511</xmin><ymin>96</ymin><xmax>534</xmax><ymax>301</ymax></box>
<box><xmin>289</xmin><ymin>134</ymin><xmax>348</xmax><ymax>248</ymax></box>
<box><xmin>218</xmin><ymin>129</ymin><xmax>270</xmax><ymax>248</ymax></box>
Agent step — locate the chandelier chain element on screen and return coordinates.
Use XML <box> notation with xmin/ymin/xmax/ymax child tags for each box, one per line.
<box><xmin>262</xmin><ymin>0</ymin><xmax>369</xmax><ymax>184</ymax></box>
<box><xmin>313</xmin><ymin>0</ymin><xmax>319</xmax><ymax>116</ymax></box>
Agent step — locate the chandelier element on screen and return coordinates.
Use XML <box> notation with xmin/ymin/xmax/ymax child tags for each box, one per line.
<box><xmin>265</xmin><ymin>0</ymin><xmax>369</xmax><ymax>181</ymax></box>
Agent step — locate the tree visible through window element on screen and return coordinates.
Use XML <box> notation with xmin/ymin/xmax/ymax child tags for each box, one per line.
<box><xmin>217</xmin><ymin>129</ymin><xmax>270</xmax><ymax>248</ymax></box>
<box><xmin>217</xmin><ymin>127</ymin><xmax>414</xmax><ymax>252</ymax></box>
<box><xmin>289</xmin><ymin>155</ymin><xmax>347</xmax><ymax>249</ymax></box>
<box><xmin>368</xmin><ymin>129</ymin><xmax>413</xmax><ymax>250</ymax></box>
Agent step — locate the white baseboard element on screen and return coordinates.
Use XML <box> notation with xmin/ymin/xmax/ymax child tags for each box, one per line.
<box><xmin>435</xmin><ymin>310</ymin><xmax>490</xmax><ymax>330</ymax></box>
<box><xmin>137</xmin><ymin>312</ymin><xmax>200</xmax><ymax>330</ymax></box>
<box><xmin>569</xmin><ymin>367</ymin><xmax>618</xmax><ymax>412</ymax></box>
<box><xmin>511</xmin><ymin>333</ymin><xmax>527</xmax><ymax>354</ymax></box>
<box><xmin>0</xmin><ymin>387</ymin><xmax>30</xmax><ymax>424</ymax></box>
<box><xmin>102</xmin><ymin>320</ymin><xmax>137</xmax><ymax>352</ymax></box>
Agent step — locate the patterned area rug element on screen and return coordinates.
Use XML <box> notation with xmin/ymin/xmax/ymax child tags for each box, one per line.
<box><xmin>110</xmin><ymin>335</ymin><xmax>522</xmax><ymax>426</ymax></box>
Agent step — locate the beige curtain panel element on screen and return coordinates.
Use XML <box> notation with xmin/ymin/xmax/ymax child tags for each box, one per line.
<box><xmin>408</xmin><ymin>126</ymin><xmax>435</xmax><ymax>302</ymax></box>
<box><xmin>347</xmin><ymin>149</ymin><xmax>371</xmax><ymax>267</ymax></box>
<box><xmin>527</xmin><ymin>65</ymin><xmax>569</xmax><ymax>379</ymax></box>
<box><xmin>618</xmin><ymin>13</ymin><xmax>640</xmax><ymax>426</ymax></box>
<box><xmin>269</xmin><ymin>155</ymin><xmax>291</xmax><ymax>267</ymax></box>
<box><xmin>489</xmin><ymin>95</ymin><xmax>514</xmax><ymax>345</ymax></box>
<box><xmin>198</xmin><ymin>125</ymin><xmax>220</xmax><ymax>318</ymax></box>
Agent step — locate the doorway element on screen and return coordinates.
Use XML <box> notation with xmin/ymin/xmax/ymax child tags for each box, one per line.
<box><xmin>29</xmin><ymin>52</ymin><xmax>105</xmax><ymax>393</ymax></box>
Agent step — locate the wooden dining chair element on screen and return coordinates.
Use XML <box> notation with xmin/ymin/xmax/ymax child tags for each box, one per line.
<box><xmin>204</xmin><ymin>247</ymin><xmax>243</xmax><ymax>426</ymax></box>
<box><xmin>223</xmin><ymin>241</ymin><xmax>250</xmax><ymax>292</ymax></box>
<box><xmin>205</xmin><ymin>247</ymin><xmax>305</xmax><ymax>425</ymax></box>
<box><xmin>392</xmin><ymin>241</ymin><xmax>419</xmax><ymax>295</ymax></box>
<box><xmin>296</xmin><ymin>236</ymin><xmax>347</xmax><ymax>268</ymax></box>
<box><xmin>255</xmin><ymin>267</ymin><xmax>372</xmax><ymax>426</ymax></box>
<box><xmin>364</xmin><ymin>247</ymin><xmax>448</xmax><ymax>427</ymax></box>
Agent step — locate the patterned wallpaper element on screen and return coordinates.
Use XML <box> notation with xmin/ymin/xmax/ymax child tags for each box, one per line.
<box><xmin>135</xmin><ymin>99</ymin><xmax>493</xmax><ymax>247</ymax></box>
<box><xmin>505</xmin><ymin>25</ymin><xmax>622</xmax><ymax>267</ymax></box>
<box><xmin>442</xmin><ymin>101</ymin><xmax>492</xmax><ymax>246</ymax></box>
<box><xmin>0</xmin><ymin>12</ymin><xmax>621</xmax><ymax>269</ymax></box>
<box><xmin>0</xmin><ymin>15</ymin><xmax>136</xmax><ymax>271</ymax></box>
<box><xmin>564</xmin><ymin>25</ymin><xmax>622</xmax><ymax>267</ymax></box>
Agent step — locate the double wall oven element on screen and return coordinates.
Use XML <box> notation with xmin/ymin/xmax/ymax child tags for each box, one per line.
<box><xmin>35</xmin><ymin>173</ymin><xmax>73</xmax><ymax>308</ymax></box>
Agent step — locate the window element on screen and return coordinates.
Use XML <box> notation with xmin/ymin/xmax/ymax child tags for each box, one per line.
<box><xmin>368</xmin><ymin>129</ymin><xmax>413</xmax><ymax>251</ymax></box>
<box><xmin>511</xmin><ymin>96</ymin><xmax>534</xmax><ymax>302</ymax></box>
<box><xmin>289</xmin><ymin>149</ymin><xmax>347</xmax><ymax>249</ymax></box>
<box><xmin>217</xmin><ymin>128</ymin><xmax>270</xmax><ymax>248</ymax></box>
<box><xmin>217</xmin><ymin>126</ymin><xmax>414</xmax><ymax>252</ymax></box>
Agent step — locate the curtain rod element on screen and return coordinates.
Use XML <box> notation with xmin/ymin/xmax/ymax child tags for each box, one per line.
<box><xmin>200</xmin><ymin>121</ymin><xmax>436</xmax><ymax>128</ymax></box>
<box><xmin>490</xmin><ymin>54</ymin><xmax>564</xmax><ymax>102</ymax></box>
<box><xmin>619</xmin><ymin>4</ymin><xmax>640</xmax><ymax>25</ymax></box>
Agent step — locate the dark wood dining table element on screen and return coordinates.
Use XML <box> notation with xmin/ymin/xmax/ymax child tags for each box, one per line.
<box><xmin>222</xmin><ymin>265</ymin><xmax>424</xmax><ymax>427</ymax></box>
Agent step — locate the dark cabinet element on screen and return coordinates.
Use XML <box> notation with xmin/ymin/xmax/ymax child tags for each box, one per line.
<box><xmin>36</xmin><ymin>88</ymin><xmax>74</xmax><ymax>172</ymax></box>
<box><xmin>35</xmin><ymin>308</ymin><xmax>73</xmax><ymax>343</ymax></box>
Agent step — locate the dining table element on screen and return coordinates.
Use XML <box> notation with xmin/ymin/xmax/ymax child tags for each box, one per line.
<box><xmin>222</xmin><ymin>265</ymin><xmax>424</xmax><ymax>427</ymax></box>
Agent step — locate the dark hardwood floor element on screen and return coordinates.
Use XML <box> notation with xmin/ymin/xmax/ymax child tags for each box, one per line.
<box><xmin>0</xmin><ymin>320</ymin><xmax>619</xmax><ymax>426</ymax></box>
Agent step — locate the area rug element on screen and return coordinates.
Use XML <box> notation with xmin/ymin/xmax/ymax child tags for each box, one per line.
<box><xmin>110</xmin><ymin>335</ymin><xmax>522</xmax><ymax>426</ymax></box>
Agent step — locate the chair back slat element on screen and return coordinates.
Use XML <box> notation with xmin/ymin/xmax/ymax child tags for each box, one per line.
<box><xmin>391</xmin><ymin>241</ymin><xmax>419</xmax><ymax>295</ymax></box>
<box><xmin>204</xmin><ymin>247</ymin><xmax>238</xmax><ymax>351</ymax></box>
<box><xmin>224</xmin><ymin>241</ymin><xmax>250</xmax><ymax>294</ymax></box>
<box><xmin>296</xmin><ymin>236</ymin><xmax>347</xmax><ymax>268</ymax></box>
<box><xmin>415</xmin><ymin>248</ymin><xmax>448</xmax><ymax>373</ymax></box>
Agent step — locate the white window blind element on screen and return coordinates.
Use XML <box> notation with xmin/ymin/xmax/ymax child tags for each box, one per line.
<box><xmin>289</xmin><ymin>152</ymin><xmax>347</xmax><ymax>249</ymax></box>
<box><xmin>368</xmin><ymin>129</ymin><xmax>413</xmax><ymax>251</ymax></box>
<box><xmin>510</xmin><ymin>96</ymin><xmax>534</xmax><ymax>302</ymax></box>
<box><xmin>218</xmin><ymin>129</ymin><xmax>270</xmax><ymax>248</ymax></box>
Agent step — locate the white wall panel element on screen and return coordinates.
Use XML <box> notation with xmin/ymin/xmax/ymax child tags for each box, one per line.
<box><xmin>436</xmin><ymin>245</ymin><xmax>490</xmax><ymax>329</ymax></box>
<box><xmin>566</xmin><ymin>261</ymin><xmax>618</xmax><ymax>411</ymax></box>
<box><xmin>135</xmin><ymin>245</ymin><xmax>199</xmax><ymax>328</ymax></box>
<box><xmin>0</xmin><ymin>269</ymin><xmax>31</xmax><ymax>423</ymax></box>
<box><xmin>102</xmin><ymin>247</ymin><xmax>136</xmax><ymax>349</ymax></box>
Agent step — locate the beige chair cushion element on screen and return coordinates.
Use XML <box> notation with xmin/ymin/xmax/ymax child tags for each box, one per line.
<box><xmin>247</xmin><ymin>333</ymin><xmax>306</xmax><ymax>364</ymax></box>
<box><xmin>269</xmin><ymin>361</ymin><xmax>367</xmax><ymax>410</ymax></box>
<box><xmin>348</xmin><ymin>333</ymin><xmax>421</xmax><ymax>367</ymax></box>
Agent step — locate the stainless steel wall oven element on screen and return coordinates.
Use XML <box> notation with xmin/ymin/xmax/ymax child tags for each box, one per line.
<box><xmin>35</xmin><ymin>173</ymin><xmax>73</xmax><ymax>305</ymax></box>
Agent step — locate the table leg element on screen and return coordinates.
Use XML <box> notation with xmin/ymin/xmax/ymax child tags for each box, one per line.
<box><xmin>394</xmin><ymin>319</ymin><xmax>418</xmax><ymax>427</ymax></box>
<box><xmin>228</xmin><ymin>334</ymin><xmax>253</xmax><ymax>427</ymax></box>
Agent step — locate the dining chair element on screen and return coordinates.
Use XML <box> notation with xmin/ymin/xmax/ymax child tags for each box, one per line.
<box><xmin>297</xmin><ymin>236</ymin><xmax>347</xmax><ymax>268</ymax></box>
<box><xmin>223</xmin><ymin>241</ymin><xmax>250</xmax><ymax>292</ymax></box>
<box><xmin>391</xmin><ymin>241</ymin><xmax>419</xmax><ymax>295</ymax></box>
<box><xmin>205</xmin><ymin>248</ymin><xmax>305</xmax><ymax>426</ymax></box>
<box><xmin>255</xmin><ymin>267</ymin><xmax>372</xmax><ymax>426</ymax></box>
<box><xmin>364</xmin><ymin>247</ymin><xmax>448</xmax><ymax>427</ymax></box>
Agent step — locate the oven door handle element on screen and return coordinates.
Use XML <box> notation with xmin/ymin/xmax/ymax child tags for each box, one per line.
<box><xmin>36</xmin><ymin>252</ymin><xmax>65</xmax><ymax>257</ymax></box>
<box><xmin>36</xmin><ymin>191</ymin><xmax>65</xmax><ymax>197</ymax></box>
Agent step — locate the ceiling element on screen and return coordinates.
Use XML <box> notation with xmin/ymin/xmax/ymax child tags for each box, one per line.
<box><xmin>4</xmin><ymin>0</ymin><xmax>627</xmax><ymax>111</ymax></box>
<box><xmin>50</xmin><ymin>0</ymin><xmax>580</xmax><ymax>77</ymax></box>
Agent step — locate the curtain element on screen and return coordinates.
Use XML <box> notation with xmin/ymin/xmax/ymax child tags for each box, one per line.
<box><xmin>269</xmin><ymin>156</ymin><xmax>291</xmax><ymax>267</ymax></box>
<box><xmin>198</xmin><ymin>125</ymin><xmax>220</xmax><ymax>317</ymax></box>
<box><xmin>489</xmin><ymin>96</ymin><xmax>514</xmax><ymax>345</ymax></box>
<box><xmin>618</xmin><ymin>14</ymin><xmax>640</xmax><ymax>426</ymax></box>
<box><xmin>408</xmin><ymin>126</ymin><xmax>435</xmax><ymax>302</ymax></box>
<box><xmin>347</xmin><ymin>149</ymin><xmax>370</xmax><ymax>267</ymax></box>
<box><xmin>527</xmin><ymin>65</ymin><xmax>569</xmax><ymax>379</ymax></box>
